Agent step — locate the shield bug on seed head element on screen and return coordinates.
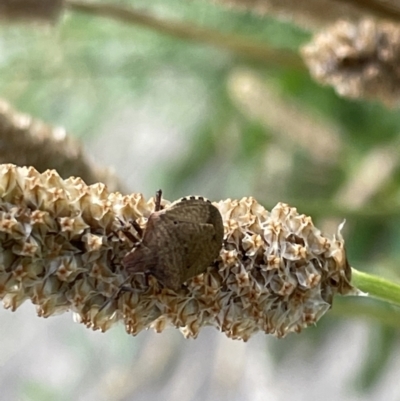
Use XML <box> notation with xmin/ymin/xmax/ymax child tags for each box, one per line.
<box><xmin>122</xmin><ymin>190</ymin><xmax>224</xmax><ymax>291</ymax></box>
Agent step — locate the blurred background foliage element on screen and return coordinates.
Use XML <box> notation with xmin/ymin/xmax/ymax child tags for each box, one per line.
<box><xmin>1</xmin><ymin>0</ymin><xmax>400</xmax><ymax>400</ymax></box>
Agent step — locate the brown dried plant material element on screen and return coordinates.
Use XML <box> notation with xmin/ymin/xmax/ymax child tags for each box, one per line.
<box><xmin>0</xmin><ymin>164</ymin><xmax>355</xmax><ymax>341</ymax></box>
<box><xmin>0</xmin><ymin>99</ymin><xmax>122</xmax><ymax>192</ymax></box>
<box><xmin>302</xmin><ymin>19</ymin><xmax>400</xmax><ymax>107</ymax></box>
<box><xmin>0</xmin><ymin>0</ymin><xmax>64</xmax><ymax>22</ymax></box>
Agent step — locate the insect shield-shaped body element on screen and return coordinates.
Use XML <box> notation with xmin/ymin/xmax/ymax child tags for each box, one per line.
<box><xmin>122</xmin><ymin>193</ymin><xmax>224</xmax><ymax>291</ymax></box>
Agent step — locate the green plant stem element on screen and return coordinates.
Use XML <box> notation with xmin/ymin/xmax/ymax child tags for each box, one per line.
<box><xmin>65</xmin><ymin>0</ymin><xmax>304</xmax><ymax>69</ymax></box>
<box><xmin>351</xmin><ymin>268</ymin><xmax>400</xmax><ymax>306</ymax></box>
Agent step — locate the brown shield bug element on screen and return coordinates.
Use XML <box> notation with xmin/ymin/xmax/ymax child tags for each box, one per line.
<box><xmin>121</xmin><ymin>190</ymin><xmax>224</xmax><ymax>291</ymax></box>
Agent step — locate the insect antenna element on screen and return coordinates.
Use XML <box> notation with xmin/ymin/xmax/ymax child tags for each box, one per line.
<box><xmin>154</xmin><ymin>189</ymin><xmax>162</xmax><ymax>211</ymax></box>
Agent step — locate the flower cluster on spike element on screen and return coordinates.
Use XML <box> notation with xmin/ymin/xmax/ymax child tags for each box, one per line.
<box><xmin>302</xmin><ymin>19</ymin><xmax>400</xmax><ymax>107</ymax></box>
<box><xmin>0</xmin><ymin>164</ymin><xmax>355</xmax><ymax>341</ymax></box>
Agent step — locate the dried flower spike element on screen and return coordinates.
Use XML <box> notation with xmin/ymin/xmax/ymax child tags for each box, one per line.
<box><xmin>0</xmin><ymin>164</ymin><xmax>355</xmax><ymax>341</ymax></box>
<box><xmin>302</xmin><ymin>19</ymin><xmax>400</xmax><ymax>107</ymax></box>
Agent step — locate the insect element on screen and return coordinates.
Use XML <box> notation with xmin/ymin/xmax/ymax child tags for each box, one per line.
<box><xmin>121</xmin><ymin>190</ymin><xmax>224</xmax><ymax>291</ymax></box>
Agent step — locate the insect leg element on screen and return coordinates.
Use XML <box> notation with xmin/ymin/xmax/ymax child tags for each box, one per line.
<box><xmin>130</xmin><ymin>220</ymin><xmax>143</xmax><ymax>238</ymax></box>
<box><xmin>98</xmin><ymin>276</ymin><xmax>132</xmax><ymax>312</ymax></box>
<box><xmin>115</xmin><ymin>217</ymin><xmax>142</xmax><ymax>244</ymax></box>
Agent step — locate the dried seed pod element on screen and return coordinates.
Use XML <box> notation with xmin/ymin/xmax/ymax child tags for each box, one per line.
<box><xmin>122</xmin><ymin>192</ymin><xmax>224</xmax><ymax>291</ymax></box>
